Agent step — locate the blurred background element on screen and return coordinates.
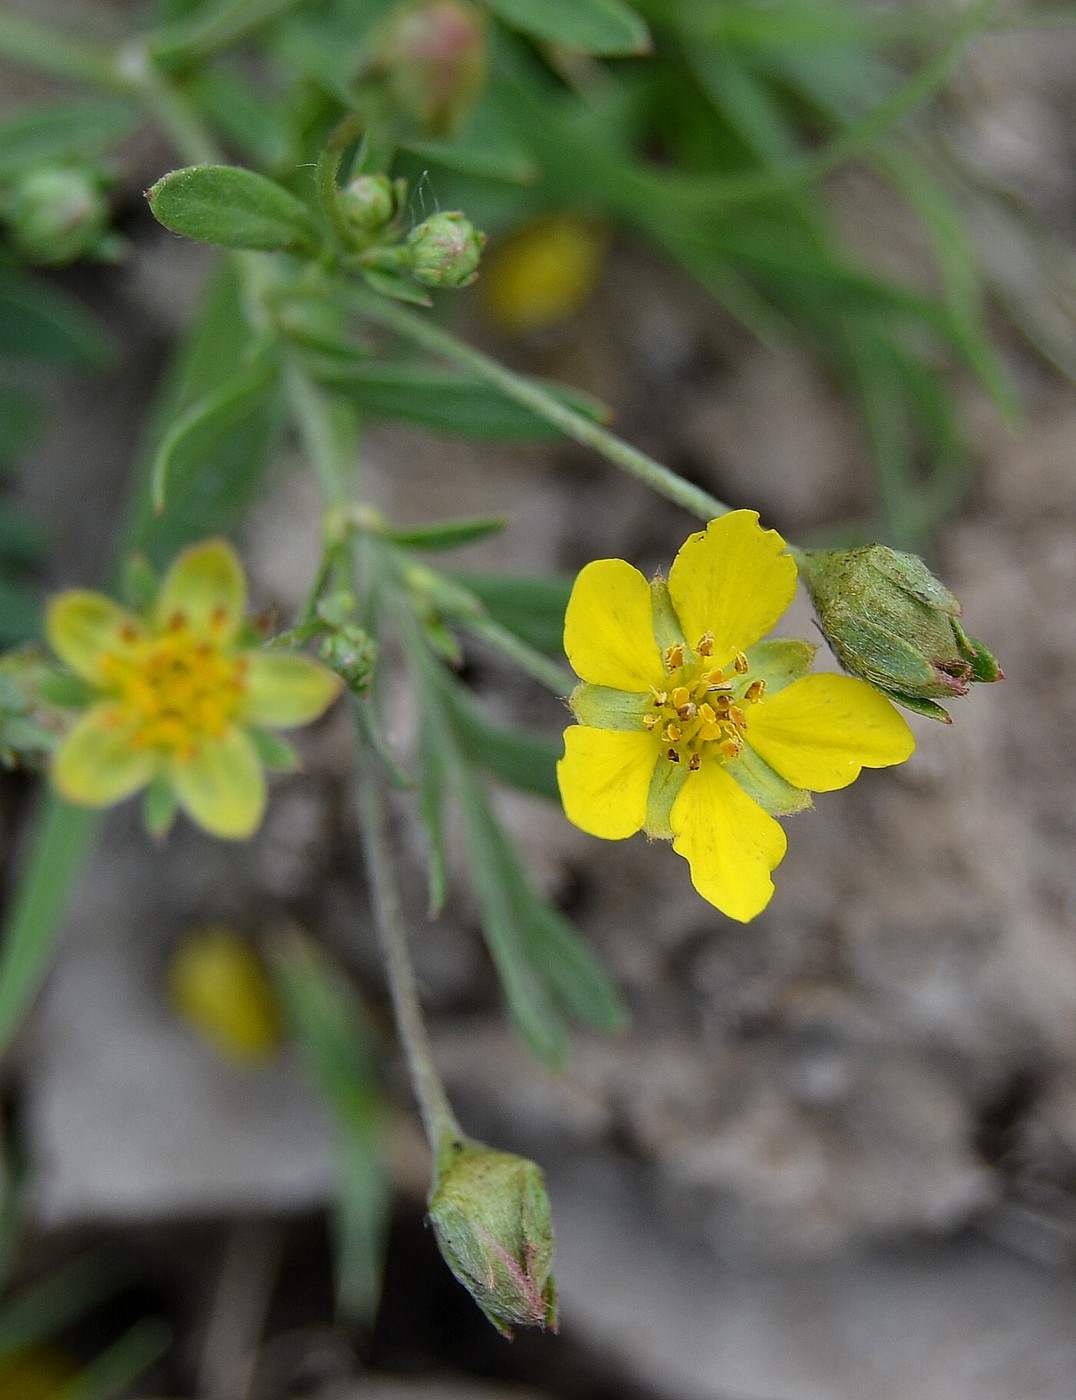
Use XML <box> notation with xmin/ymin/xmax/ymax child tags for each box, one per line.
<box><xmin>1</xmin><ymin>1</ymin><xmax>1075</xmax><ymax>1397</ymax></box>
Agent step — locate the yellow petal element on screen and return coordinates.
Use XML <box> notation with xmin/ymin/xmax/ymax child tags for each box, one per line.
<box><xmin>667</xmin><ymin>510</ymin><xmax>797</xmax><ymax>667</ymax></box>
<box><xmin>46</xmin><ymin>591</ymin><xmax>144</xmax><ymax>683</ymax></box>
<box><xmin>557</xmin><ymin>726</ymin><xmax>657</xmax><ymax>839</ymax></box>
<box><xmin>670</xmin><ymin>759</ymin><xmax>787</xmax><ymax>922</ymax></box>
<box><xmin>747</xmin><ymin>673</ymin><xmax>915</xmax><ymax>792</ymax></box>
<box><xmin>170</xmin><ymin>728</ymin><xmax>266</xmax><ymax>839</ymax></box>
<box><xmin>51</xmin><ymin>706</ymin><xmax>158</xmax><ymax>806</ymax></box>
<box><xmin>156</xmin><ymin>539</ymin><xmax>246</xmax><ymax>640</ymax></box>
<box><xmin>168</xmin><ymin>925</ymin><xmax>282</xmax><ymax>1063</ymax></box>
<box><xmin>243</xmin><ymin>653</ymin><xmax>342</xmax><ymax>727</ymax></box>
<box><xmin>564</xmin><ymin>558</ymin><xmax>664</xmax><ymax>692</ymax></box>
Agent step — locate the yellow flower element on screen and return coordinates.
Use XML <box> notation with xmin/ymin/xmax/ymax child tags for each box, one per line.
<box><xmin>168</xmin><ymin>925</ymin><xmax>282</xmax><ymax>1063</ymax></box>
<box><xmin>481</xmin><ymin>216</ymin><xmax>606</xmax><ymax>335</ymax></box>
<box><xmin>557</xmin><ymin>511</ymin><xmax>915</xmax><ymax>922</ymax></box>
<box><xmin>46</xmin><ymin>539</ymin><xmax>342</xmax><ymax>839</ymax></box>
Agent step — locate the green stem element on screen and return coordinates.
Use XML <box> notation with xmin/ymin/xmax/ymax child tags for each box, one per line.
<box><xmin>355</xmin><ymin>737</ymin><xmax>462</xmax><ymax>1154</ymax></box>
<box><xmin>0</xmin><ymin>12</ymin><xmax>120</xmax><ymax>89</ymax></box>
<box><xmin>460</xmin><ymin>615</ymin><xmax>573</xmax><ymax>696</ymax></box>
<box><xmin>346</xmin><ymin>287</ymin><xmax>729</xmax><ymax>523</ymax></box>
<box><xmin>315</xmin><ymin>147</ymin><xmax>356</xmax><ymax>253</ymax></box>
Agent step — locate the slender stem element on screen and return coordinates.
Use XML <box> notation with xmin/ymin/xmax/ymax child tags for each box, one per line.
<box><xmin>282</xmin><ymin>358</ymin><xmax>352</xmax><ymax>507</ymax></box>
<box><xmin>346</xmin><ymin>287</ymin><xmax>729</xmax><ymax>523</ymax></box>
<box><xmin>460</xmin><ymin>615</ymin><xmax>573</xmax><ymax>696</ymax></box>
<box><xmin>355</xmin><ymin>737</ymin><xmax>462</xmax><ymax>1153</ymax></box>
<box><xmin>114</xmin><ymin>41</ymin><xmax>219</xmax><ymax>163</ymax></box>
<box><xmin>315</xmin><ymin>147</ymin><xmax>355</xmax><ymax>252</ymax></box>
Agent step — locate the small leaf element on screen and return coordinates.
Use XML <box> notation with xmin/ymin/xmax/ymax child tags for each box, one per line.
<box><xmin>246</xmin><ymin>728</ymin><xmax>299</xmax><ymax>771</ymax></box>
<box><xmin>150</xmin><ymin>360</ymin><xmax>277</xmax><ymax>512</ymax></box>
<box><xmin>146</xmin><ymin>165</ymin><xmax>320</xmax><ymax>252</ymax></box>
<box><xmin>450</xmin><ymin>689</ymin><xmax>560</xmax><ymax>801</ymax></box>
<box><xmin>361</xmin><ymin>269</ymin><xmax>432</xmax><ymax>308</ymax></box>
<box><xmin>418</xmin><ymin>721</ymin><xmax>449</xmax><ymax>916</ymax></box>
<box><xmin>383</xmin><ymin>515</ymin><xmax>509</xmax><ymax>551</ymax></box>
<box><xmin>478</xmin><ymin>0</ymin><xmax>650</xmax><ymax>55</ymax></box>
<box><xmin>311</xmin><ymin>360</ymin><xmax>606</xmax><ymax>441</ymax></box>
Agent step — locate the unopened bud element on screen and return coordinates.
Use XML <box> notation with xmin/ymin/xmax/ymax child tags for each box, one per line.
<box><xmin>319</xmin><ymin>624</ymin><xmax>376</xmax><ymax>695</ymax></box>
<box><xmin>6</xmin><ymin>166</ymin><xmax>109</xmax><ymax>265</ymax></box>
<box><xmin>367</xmin><ymin>0</ymin><xmax>488</xmax><ymax>138</ymax></box>
<box><xmin>797</xmin><ymin>544</ymin><xmax>1002</xmax><ymax>721</ymax></box>
<box><xmin>340</xmin><ymin>174</ymin><xmax>401</xmax><ymax>237</ymax></box>
<box><xmin>428</xmin><ymin>1139</ymin><xmax>557</xmax><ymax>1337</ymax></box>
<box><xmin>168</xmin><ymin>925</ymin><xmax>283</xmax><ymax>1063</ymax></box>
<box><xmin>408</xmin><ymin>211</ymin><xmax>485</xmax><ymax>287</ymax></box>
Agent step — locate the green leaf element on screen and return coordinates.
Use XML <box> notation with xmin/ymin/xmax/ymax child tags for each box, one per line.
<box><xmin>382</xmin><ymin>515</ymin><xmax>509</xmax><ymax>551</ymax></box>
<box><xmin>0</xmin><ymin>575</ymin><xmax>41</xmax><ymax>646</ymax></box>
<box><xmin>450</xmin><ymin>688</ymin><xmax>561</xmax><ymax>801</ymax></box>
<box><xmin>0</xmin><ymin>1253</ymin><xmax>123</xmax><ymax>1358</ymax></box>
<box><xmin>150</xmin><ymin>359</ymin><xmax>277</xmax><ymax>512</ymax></box>
<box><xmin>270</xmin><ymin>932</ymin><xmax>388</xmax><ymax>1323</ymax></box>
<box><xmin>146</xmin><ymin>164</ymin><xmax>320</xmax><ymax>252</ymax></box>
<box><xmin>418</xmin><ymin>721</ymin><xmax>449</xmax><ymax>916</ymax></box>
<box><xmin>451</xmin><ymin>573</ymin><xmax>571</xmax><ymax>657</ymax></box>
<box><xmin>516</xmin><ymin>895</ymin><xmax>626</xmax><ymax>1034</ymax></box>
<box><xmin>59</xmin><ymin>1319</ymin><xmax>171</xmax><ymax>1400</ymax></box>
<box><xmin>0</xmin><ymin>99</ymin><xmax>134</xmax><ymax>182</ymax></box>
<box><xmin>0</xmin><ymin>268</ymin><xmax>112</xmax><ymax>365</ymax></box>
<box><xmin>246</xmin><ymin>727</ymin><xmax>299</xmax><ymax>771</ymax></box>
<box><xmin>361</xmin><ymin>269</ymin><xmax>432</xmax><ymax>308</ymax></box>
<box><xmin>478</xmin><ymin>0</ymin><xmax>650</xmax><ymax>55</ymax></box>
<box><xmin>312</xmin><ymin>359</ymin><xmax>607</xmax><ymax>441</ymax></box>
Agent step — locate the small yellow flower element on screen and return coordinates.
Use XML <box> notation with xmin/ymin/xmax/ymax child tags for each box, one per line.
<box><xmin>46</xmin><ymin>539</ymin><xmax>342</xmax><ymax>839</ymax></box>
<box><xmin>557</xmin><ymin>511</ymin><xmax>915</xmax><ymax>922</ymax></box>
<box><xmin>168</xmin><ymin>925</ymin><xmax>282</xmax><ymax>1063</ymax></box>
<box><xmin>481</xmin><ymin>216</ymin><xmax>606</xmax><ymax>336</ymax></box>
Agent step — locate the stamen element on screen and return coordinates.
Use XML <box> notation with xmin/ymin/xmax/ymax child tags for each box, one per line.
<box><xmin>733</xmin><ymin>652</ymin><xmax>750</xmax><ymax>674</ymax></box>
<box><xmin>719</xmin><ymin>738</ymin><xmax>742</xmax><ymax>760</ymax></box>
<box><xmin>745</xmin><ymin>679</ymin><xmax>766</xmax><ymax>703</ymax></box>
<box><xmin>662</xmin><ymin>722</ymin><xmax>682</xmax><ymax>743</ymax></box>
<box><xmin>666</xmin><ymin>748</ymin><xmax>680</xmax><ymax>763</ymax></box>
<box><xmin>696</xmin><ymin>632</ymin><xmax>714</xmax><ymax>657</ymax></box>
<box><xmin>671</xmin><ymin>686</ymin><xmax>690</xmax><ymax>710</ymax></box>
<box><xmin>643</xmin><ymin>714</ymin><xmax>658</xmax><ymax>730</ymax></box>
<box><xmin>662</xmin><ymin>644</ymin><xmax>684</xmax><ymax>672</ymax></box>
<box><xmin>677</xmin><ymin>701</ymin><xmax>697</xmax><ymax>720</ymax></box>
<box><xmin>688</xmin><ymin>753</ymin><xmax>701</xmax><ymax>771</ymax></box>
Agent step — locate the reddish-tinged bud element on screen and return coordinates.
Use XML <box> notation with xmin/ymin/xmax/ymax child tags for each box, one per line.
<box><xmin>367</xmin><ymin>1</ymin><xmax>488</xmax><ymax>139</ymax></box>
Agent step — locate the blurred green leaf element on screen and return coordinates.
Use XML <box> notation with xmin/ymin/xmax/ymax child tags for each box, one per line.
<box><xmin>418</xmin><ymin>721</ymin><xmax>449</xmax><ymax>916</ymax></box>
<box><xmin>0</xmin><ymin>99</ymin><xmax>133</xmax><ymax>183</ymax></box>
<box><xmin>480</xmin><ymin>0</ymin><xmax>650</xmax><ymax>55</ymax></box>
<box><xmin>146</xmin><ymin>164</ymin><xmax>320</xmax><ymax>252</ymax></box>
<box><xmin>0</xmin><ymin>268</ymin><xmax>112</xmax><ymax>365</ymax></box>
<box><xmin>361</xmin><ymin>269</ymin><xmax>433</xmax><ymax>307</ymax></box>
<box><xmin>449</xmin><ymin>687</ymin><xmax>560</xmax><ymax>801</ymax></box>
<box><xmin>0</xmin><ymin>388</ymin><xmax>38</xmax><ymax>470</ymax></box>
<box><xmin>59</xmin><ymin>1319</ymin><xmax>171</xmax><ymax>1400</ymax></box>
<box><xmin>0</xmin><ymin>1254</ymin><xmax>122</xmax><ymax>1358</ymax></box>
<box><xmin>271</xmin><ymin>932</ymin><xmax>389</xmax><ymax>1324</ymax></box>
<box><xmin>451</xmin><ymin>573</ymin><xmax>570</xmax><ymax>657</ymax></box>
<box><xmin>382</xmin><ymin>515</ymin><xmax>509</xmax><ymax>551</ymax></box>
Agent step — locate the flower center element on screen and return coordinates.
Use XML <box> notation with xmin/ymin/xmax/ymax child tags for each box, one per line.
<box><xmin>643</xmin><ymin>634</ymin><xmax>766</xmax><ymax>771</ymax></box>
<box><xmin>98</xmin><ymin>612</ymin><xmax>248</xmax><ymax>760</ymax></box>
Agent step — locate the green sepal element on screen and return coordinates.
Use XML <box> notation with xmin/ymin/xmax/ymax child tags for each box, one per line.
<box><xmin>143</xmin><ymin>774</ymin><xmax>178</xmax><ymax>838</ymax></box>
<box><xmin>37</xmin><ymin>671</ymin><xmax>94</xmax><ymax>708</ymax></box>
<box><xmin>120</xmin><ymin>553</ymin><xmax>158</xmax><ymax>613</ymax></box>
<box><xmin>568</xmin><ymin>683</ymin><xmax>650</xmax><ymax>731</ymax></box>
<box><xmin>952</xmin><ymin>621</ymin><xmax>1002</xmax><ymax>683</ymax></box>
<box><xmin>745</xmin><ymin>639</ymin><xmax>816</xmax><ymax>695</ymax></box>
<box><xmin>870</xmin><ymin>546</ymin><xmax>961</xmax><ymax>614</ymax></box>
<box><xmin>361</xmin><ymin>268</ymin><xmax>432</xmax><ymax>308</ymax></box>
<box><xmin>724</xmin><ymin>745</ymin><xmax>812</xmax><ymax>817</ymax></box>
<box><xmin>883</xmin><ymin>690</ymin><xmax>953</xmax><ymax>722</ymax></box>
<box><xmin>649</xmin><ymin>575</ymin><xmax>688</xmax><ymax>657</ymax></box>
<box><xmin>246</xmin><ymin>728</ymin><xmax>300</xmax><ymax>772</ymax></box>
<box><xmin>146</xmin><ymin>165</ymin><xmax>320</xmax><ymax>253</ymax></box>
<box><xmin>643</xmin><ymin>754</ymin><xmax>687</xmax><ymax>840</ymax></box>
<box><xmin>383</xmin><ymin>516</ymin><xmax>510</xmax><ymax>551</ymax></box>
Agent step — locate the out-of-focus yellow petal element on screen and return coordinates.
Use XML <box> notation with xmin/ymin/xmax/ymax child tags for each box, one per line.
<box><xmin>46</xmin><ymin>591</ymin><xmax>144</xmax><ymax>683</ymax></box>
<box><xmin>170</xmin><ymin>728</ymin><xmax>265</xmax><ymax>839</ymax></box>
<box><xmin>243</xmin><ymin>653</ymin><xmax>342</xmax><ymax>727</ymax></box>
<box><xmin>168</xmin><ymin>925</ymin><xmax>282</xmax><ymax>1063</ymax></box>
<box><xmin>482</xmin><ymin>217</ymin><xmax>606</xmax><ymax>335</ymax></box>
<box><xmin>155</xmin><ymin>538</ymin><xmax>246</xmax><ymax>640</ymax></box>
<box><xmin>564</xmin><ymin>558</ymin><xmax>664</xmax><ymax>692</ymax></box>
<box><xmin>747</xmin><ymin>673</ymin><xmax>915</xmax><ymax>792</ymax></box>
<box><xmin>52</xmin><ymin>706</ymin><xmax>158</xmax><ymax>806</ymax></box>
<box><xmin>667</xmin><ymin>510</ymin><xmax>797</xmax><ymax>667</ymax></box>
<box><xmin>557</xmin><ymin>726</ymin><xmax>656</xmax><ymax>839</ymax></box>
<box><xmin>670</xmin><ymin>759</ymin><xmax>786</xmax><ymax>922</ymax></box>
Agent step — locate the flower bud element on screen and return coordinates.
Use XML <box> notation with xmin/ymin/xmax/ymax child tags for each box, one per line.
<box><xmin>407</xmin><ymin>211</ymin><xmax>486</xmax><ymax>287</ymax></box>
<box><xmin>168</xmin><ymin>925</ymin><xmax>283</xmax><ymax>1063</ymax></box>
<box><xmin>340</xmin><ymin>174</ymin><xmax>400</xmax><ymax>237</ymax></box>
<box><xmin>5</xmin><ymin>166</ymin><xmax>109</xmax><ymax>265</ymax></box>
<box><xmin>367</xmin><ymin>1</ymin><xmax>488</xmax><ymax>139</ymax></box>
<box><xmin>796</xmin><ymin>544</ymin><xmax>1002</xmax><ymax>721</ymax></box>
<box><xmin>428</xmin><ymin>1139</ymin><xmax>558</xmax><ymax>1336</ymax></box>
<box><xmin>319</xmin><ymin>624</ymin><xmax>376</xmax><ymax>695</ymax></box>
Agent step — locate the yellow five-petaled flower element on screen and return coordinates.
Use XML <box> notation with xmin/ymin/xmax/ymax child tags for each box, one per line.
<box><xmin>556</xmin><ymin>511</ymin><xmax>916</xmax><ymax>922</ymax></box>
<box><xmin>46</xmin><ymin>539</ymin><xmax>342</xmax><ymax>839</ymax></box>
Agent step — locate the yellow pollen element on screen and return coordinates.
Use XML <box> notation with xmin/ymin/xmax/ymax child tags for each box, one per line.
<box><xmin>696</xmin><ymin>632</ymin><xmax>714</xmax><ymax>657</ymax></box>
<box><xmin>663</xmin><ymin>644</ymin><xmax>684</xmax><ymax>672</ymax></box>
<box><xmin>663</xmin><ymin>722</ymin><xmax>683</xmax><ymax>743</ymax></box>
<box><xmin>671</xmin><ymin>686</ymin><xmax>690</xmax><ymax>710</ymax></box>
<box><xmin>98</xmin><ymin>624</ymin><xmax>247</xmax><ymax>759</ymax></box>
<box><xmin>646</xmin><ymin>647</ymin><xmax>760</xmax><ymax>772</ymax></box>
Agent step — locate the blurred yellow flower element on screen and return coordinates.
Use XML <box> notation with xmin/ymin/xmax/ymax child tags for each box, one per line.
<box><xmin>46</xmin><ymin>539</ymin><xmax>341</xmax><ymax>839</ymax></box>
<box><xmin>481</xmin><ymin>216</ymin><xmax>606</xmax><ymax>335</ymax></box>
<box><xmin>557</xmin><ymin>511</ymin><xmax>915</xmax><ymax>922</ymax></box>
<box><xmin>168</xmin><ymin>925</ymin><xmax>282</xmax><ymax>1063</ymax></box>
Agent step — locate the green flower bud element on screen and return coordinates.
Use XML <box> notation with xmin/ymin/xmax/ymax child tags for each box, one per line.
<box><xmin>796</xmin><ymin>544</ymin><xmax>1003</xmax><ymax>722</ymax></box>
<box><xmin>340</xmin><ymin>174</ymin><xmax>400</xmax><ymax>237</ymax></box>
<box><xmin>366</xmin><ymin>1</ymin><xmax>488</xmax><ymax>139</ymax></box>
<box><xmin>318</xmin><ymin>624</ymin><xmax>376</xmax><ymax>695</ymax></box>
<box><xmin>428</xmin><ymin>1139</ymin><xmax>558</xmax><ymax>1337</ymax></box>
<box><xmin>407</xmin><ymin>211</ymin><xmax>486</xmax><ymax>288</ymax></box>
<box><xmin>5</xmin><ymin>166</ymin><xmax>109</xmax><ymax>266</ymax></box>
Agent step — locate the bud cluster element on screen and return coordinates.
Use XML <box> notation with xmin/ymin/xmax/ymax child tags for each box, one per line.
<box><xmin>2</xmin><ymin>165</ymin><xmax>115</xmax><ymax>266</ymax></box>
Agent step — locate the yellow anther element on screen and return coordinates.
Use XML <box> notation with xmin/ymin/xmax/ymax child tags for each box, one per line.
<box><xmin>688</xmin><ymin>753</ymin><xmax>702</xmax><ymax>771</ymax></box>
<box><xmin>734</xmin><ymin>652</ymin><xmax>750</xmax><ymax>674</ymax></box>
<box><xmin>663</xmin><ymin>722</ymin><xmax>683</xmax><ymax>743</ymax></box>
<box><xmin>671</xmin><ymin>686</ymin><xmax>690</xmax><ymax>710</ymax></box>
<box><xmin>643</xmin><ymin>714</ymin><xmax>658</xmax><ymax>730</ymax></box>
<box><xmin>729</xmin><ymin>705</ymin><xmax>747</xmax><ymax>729</ymax></box>
<box><xmin>699</xmin><ymin>722</ymin><xmax>722</xmax><ymax>741</ymax></box>
<box><xmin>652</xmin><ymin>690</ymin><xmax>667</xmax><ymax>706</ymax></box>
<box><xmin>719</xmin><ymin>738</ymin><xmax>743</xmax><ymax>760</ymax></box>
<box><xmin>745</xmin><ymin>679</ymin><xmax>767</xmax><ymax>703</ymax></box>
<box><xmin>663</xmin><ymin>644</ymin><xmax>684</xmax><ymax>672</ymax></box>
<box><xmin>696</xmin><ymin>632</ymin><xmax>714</xmax><ymax>657</ymax></box>
<box><xmin>698</xmin><ymin>703</ymin><xmax>717</xmax><ymax>724</ymax></box>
